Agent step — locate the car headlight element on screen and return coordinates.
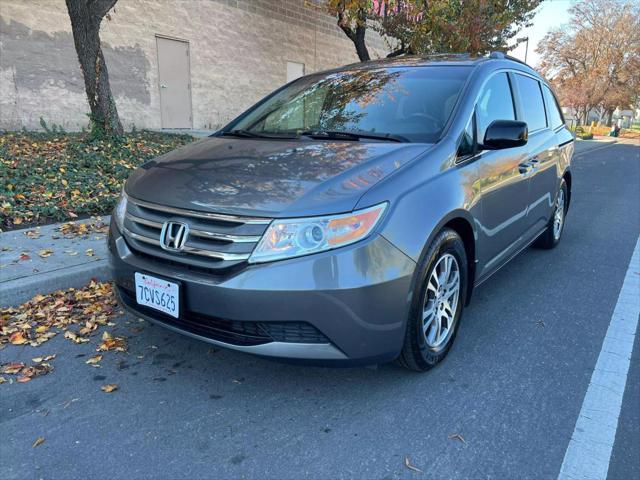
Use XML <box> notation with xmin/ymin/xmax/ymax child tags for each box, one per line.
<box><xmin>114</xmin><ymin>188</ymin><xmax>128</xmax><ymax>233</ymax></box>
<box><xmin>249</xmin><ymin>203</ymin><xmax>388</xmax><ymax>263</ymax></box>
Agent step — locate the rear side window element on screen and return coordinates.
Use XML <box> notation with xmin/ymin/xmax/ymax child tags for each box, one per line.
<box><xmin>543</xmin><ymin>84</ymin><xmax>564</xmax><ymax>129</ymax></box>
<box><xmin>514</xmin><ymin>74</ymin><xmax>547</xmax><ymax>132</ymax></box>
<box><xmin>476</xmin><ymin>73</ymin><xmax>515</xmax><ymax>143</ymax></box>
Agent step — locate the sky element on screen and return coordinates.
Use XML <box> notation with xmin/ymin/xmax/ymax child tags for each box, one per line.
<box><xmin>508</xmin><ymin>0</ymin><xmax>574</xmax><ymax>66</ymax></box>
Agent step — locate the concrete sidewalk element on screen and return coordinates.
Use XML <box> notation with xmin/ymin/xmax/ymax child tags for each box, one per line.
<box><xmin>0</xmin><ymin>217</ymin><xmax>111</xmax><ymax>307</ymax></box>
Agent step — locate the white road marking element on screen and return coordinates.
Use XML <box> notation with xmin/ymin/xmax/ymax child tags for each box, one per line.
<box><xmin>558</xmin><ymin>237</ymin><xmax>640</xmax><ymax>480</ymax></box>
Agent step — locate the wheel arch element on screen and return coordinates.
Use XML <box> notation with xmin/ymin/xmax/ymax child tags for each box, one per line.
<box><xmin>414</xmin><ymin>209</ymin><xmax>477</xmax><ymax>306</ymax></box>
<box><xmin>562</xmin><ymin>169</ymin><xmax>572</xmax><ymax>211</ymax></box>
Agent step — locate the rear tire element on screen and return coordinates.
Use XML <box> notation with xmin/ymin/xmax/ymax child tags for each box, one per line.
<box><xmin>535</xmin><ymin>178</ymin><xmax>568</xmax><ymax>249</ymax></box>
<box><xmin>396</xmin><ymin>228</ymin><xmax>467</xmax><ymax>372</ymax></box>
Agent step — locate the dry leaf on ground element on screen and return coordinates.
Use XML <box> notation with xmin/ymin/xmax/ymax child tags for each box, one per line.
<box><xmin>404</xmin><ymin>456</ymin><xmax>423</xmax><ymax>473</ymax></box>
<box><xmin>32</xmin><ymin>437</ymin><xmax>45</xmax><ymax>448</ymax></box>
<box><xmin>0</xmin><ymin>363</ymin><xmax>25</xmax><ymax>374</ymax></box>
<box><xmin>38</xmin><ymin>249</ymin><xmax>54</xmax><ymax>258</ymax></box>
<box><xmin>101</xmin><ymin>383</ymin><xmax>118</xmax><ymax>393</ymax></box>
<box><xmin>448</xmin><ymin>433</ymin><xmax>467</xmax><ymax>444</ymax></box>
<box><xmin>58</xmin><ymin>219</ymin><xmax>109</xmax><ymax>238</ymax></box>
<box><xmin>0</xmin><ymin>281</ymin><xmax>117</xmax><ymax>348</ymax></box>
<box><xmin>86</xmin><ymin>354</ymin><xmax>103</xmax><ymax>365</ymax></box>
<box><xmin>1</xmin><ymin>361</ymin><xmax>54</xmax><ymax>382</ymax></box>
<box><xmin>32</xmin><ymin>354</ymin><xmax>56</xmax><ymax>363</ymax></box>
<box><xmin>64</xmin><ymin>331</ymin><xmax>90</xmax><ymax>344</ymax></box>
<box><xmin>9</xmin><ymin>331</ymin><xmax>27</xmax><ymax>345</ymax></box>
<box><xmin>97</xmin><ymin>331</ymin><xmax>126</xmax><ymax>352</ymax></box>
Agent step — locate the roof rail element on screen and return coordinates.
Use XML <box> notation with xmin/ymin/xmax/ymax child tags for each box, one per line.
<box><xmin>424</xmin><ymin>53</ymin><xmax>472</xmax><ymax>59</ymax></box>
<box><xmin>489</xmin><ymin>51</ymin><xmax>530</xmax><ymax>67</ymax></box>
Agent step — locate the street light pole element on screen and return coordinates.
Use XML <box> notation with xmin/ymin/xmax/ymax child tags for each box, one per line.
<box><xmin>523</xmin><ymin>36</ymin><xmax>529</xmax><ymax>64</ymax></box>
<box><xmin>515</xmin><ymin>36</ymin><xmax>530</xmax><ymax>64</ymax></box>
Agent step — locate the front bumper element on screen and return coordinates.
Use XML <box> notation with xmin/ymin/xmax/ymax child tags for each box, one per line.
<box><xmin>108</xmin><ymin>221</ymin><xmax>416</xmax><ymax>365</ymax></box>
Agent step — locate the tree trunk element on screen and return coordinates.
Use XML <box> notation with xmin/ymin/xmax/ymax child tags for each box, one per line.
<box><xmin>65</xmin><ymin>0</ymin><xmax>123</xmax><ymax>137</ymax></box>
<box><xmin>580</xmin><ymin>109</ymin><xmax>588</xmax><ymax>126</ymax></box>
<box><xmin>353</xmin><ymin>24</ymin><xmax>370</xmax><ymax>62</ymax></box>
<box><xmin>337</xmin><ymin>8</ymin><xmax>371</xmax><ymax>62</ymax></box>
<box><xmin>606</xmin><ymin>109</ymin><xmax>614</xmax><ymax>126</ymax></box>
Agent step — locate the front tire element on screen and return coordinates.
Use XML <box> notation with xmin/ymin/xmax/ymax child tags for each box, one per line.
<box><xmin>535</xmin><ymin>178</ymin><xmax>568</xmax><ymax>249</ymax></box>
<box><xmin>396</xmin><ymin>228</ymin><xmax>468</xmax><ymax>372</ymax></box>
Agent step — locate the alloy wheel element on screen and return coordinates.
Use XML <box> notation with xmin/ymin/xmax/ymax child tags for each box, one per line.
<box><xmin>553</xmin><ymin>188</ymin><xmax>565</xmax><ymax>240</ymax></box>
<box><xmin>423</xmin><ymin>253</ymin><xmax>460</xmax><ymax>348</ymax></box>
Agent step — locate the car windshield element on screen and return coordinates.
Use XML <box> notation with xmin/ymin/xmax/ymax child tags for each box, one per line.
<box><xmin>228</xmin><ymin>66</ymin><xmax>472</xmax><ymax>143</ymax></box>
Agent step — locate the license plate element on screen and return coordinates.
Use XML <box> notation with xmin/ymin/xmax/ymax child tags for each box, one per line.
<box><xmin>134</xmin><ymin>272</ymin><xmax>179</xmax><ymax>318</ymax></box>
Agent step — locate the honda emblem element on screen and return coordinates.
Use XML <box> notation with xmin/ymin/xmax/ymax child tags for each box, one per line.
<box><xmin>160</xmin><ymin>221</ymin><xmax>189</xmax><ymax>252</ymax></box>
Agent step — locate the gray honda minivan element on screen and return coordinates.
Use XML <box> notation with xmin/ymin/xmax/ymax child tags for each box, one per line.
<box><xmin>108</xmin><ymin>53</ymin><xmax>573</xmax><ymax>371</ymax></box>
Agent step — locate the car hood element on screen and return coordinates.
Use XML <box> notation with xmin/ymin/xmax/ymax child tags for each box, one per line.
<box><xmin>126</xmin><ymin>136</ymin><xmax>432</xmax><ymax>218</ymax></box>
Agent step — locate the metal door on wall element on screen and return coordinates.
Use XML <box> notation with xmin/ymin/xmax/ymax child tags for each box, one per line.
<box><xmin>156</xmin><ymin>35</ymin><xmax>192</xmax><ymax>129</ymax></box>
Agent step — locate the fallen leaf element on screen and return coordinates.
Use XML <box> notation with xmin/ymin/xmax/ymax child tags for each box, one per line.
<box><xmin>101</xmin><ymin>383</ymin><xmax>118</xmax><ymax>393</ymax></box>
<box><xmin>1</xmin><ymin>363</ymin><xmax>25</xmax><ymax>374</ymax></box>
<box><xmin>0</xmin><ymin>376</ymin><xmax>6</xmax><ymax>384</ymax></box>
<box><xmin>25</xmin><ymin>230</ymin><xmax>41</xmax><ymax>239</ymax></box>
<box><xmin>85</xmin><ymin>248</ymin><xmax>94</xmax><ymax>257</ymax></box>
<box><xmin>404</xmin><ymin>456</ymin><xmax>423</xmax><ymax>473</ymax></box>
<box><xmin>17</xmin><ymin>376</ymin><xmax>31</xmax><ymax>383</ymax></box>
<box><xmin>64</xmin><ymin>331</ymin><xmax>90</xmax><ymax>344</ymax></box>
<box><xmin>86</xmin><ymin>354</ymin><xmax>103</xmax><ymax>365</ymax></box>
<box><xmin>97</xmin><ymin>332</ymin><xmax>126</xmax><ymax>352</ymax></box>
<box><xmin>65</xmin><ymin>250</ymin><xmax>79</xmax><ymax>256</ymax></box>
<box><xmin>32</xmin><ymin>437</ymin><xmax>45</xmax><ymax>448</ymax></box>
<box><xmin>32</xmin><ymin>354</ymin><xmax>56</xmax><ymax>363</ymax></box>
<box><xmin>18</xmin><ymin>253</ymin><xmax>30</xmax><ymax>261</ymax></box>
<box><xmin>449</xmin><ymin>433</ymin><xmax>467</xmax><ymax>444</ymax></box>
<box><xmin>9</xmin><ymin>331</ymin><xmax>27</xmax><ymax>345</ymax></box>
<box><xmin>1</xmin><ymin>282</ymin><xmax>117</xmax><ymax>349</ymax></box>
<box><xmin>38</xmin><ymin>249</ymin><xmax>54</xmax><ymax>258</ymax></box>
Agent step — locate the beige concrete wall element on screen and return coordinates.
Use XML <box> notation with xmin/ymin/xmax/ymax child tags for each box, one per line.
<box><xmin>0</xmin><ymin>0</ymin><xmax>388</xmax><ymax>131</ymax></box>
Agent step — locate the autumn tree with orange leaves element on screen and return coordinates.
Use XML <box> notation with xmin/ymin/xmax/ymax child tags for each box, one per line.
<box><xmin>537</xmin><ymin>0</ymin><xmax>640</xmax><ymax>126</ymax></box>
<box><xmin>327</xmin><ymin>0</ymin><xmax>542</xmax><ymax>61</ymax></box>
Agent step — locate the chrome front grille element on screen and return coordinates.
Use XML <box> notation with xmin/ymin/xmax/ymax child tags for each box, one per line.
<box><xmin>122</xmin><ymin>195</ymin><xmax>271</xmax><ymax>270</ymax></box>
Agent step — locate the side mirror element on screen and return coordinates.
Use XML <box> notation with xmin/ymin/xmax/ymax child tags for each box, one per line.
<box><xmin>482</xmin><ymin>120</ymin><xmax>528</xmax><ymax>150</ymax></box>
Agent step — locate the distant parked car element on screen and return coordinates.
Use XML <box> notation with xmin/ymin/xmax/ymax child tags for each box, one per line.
<box><xmin>108</xmin><ymin>53</ymin><xmax>574</xmax><ymax>371</ymax></box>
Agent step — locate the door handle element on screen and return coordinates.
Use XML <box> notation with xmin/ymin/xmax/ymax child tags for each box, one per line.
<box><xmin>518</xmin><ymin>164</ymin><xmax>533</xmax><ymax>175</ymax></box>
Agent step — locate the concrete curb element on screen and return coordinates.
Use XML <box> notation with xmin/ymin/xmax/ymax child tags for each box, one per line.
<box><xmin>0</xmin><ymin>259</ymin><xmax>110</xmax><ymax>307</ymax></box>
<box><xmin>1</xmin><ymin>216</ymin><xmax>111</xmax><ymax>308</ymax></box>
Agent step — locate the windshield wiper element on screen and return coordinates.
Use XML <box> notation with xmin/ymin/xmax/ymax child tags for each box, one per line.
<box><xmin>298</xmin><ymin>130</ymin><xmax>408</xmax><ymax>143</ymax></box>
<box><xmin>220</xmin><ymin>129</ymin><xmax>296</xmax><ymax>139</ymax></box>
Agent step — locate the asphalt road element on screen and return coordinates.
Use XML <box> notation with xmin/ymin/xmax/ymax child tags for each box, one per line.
<box><xmin>1</xmin><ymin>139</ymin><xmax>638</xmax><ymax>480</ymax></box>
